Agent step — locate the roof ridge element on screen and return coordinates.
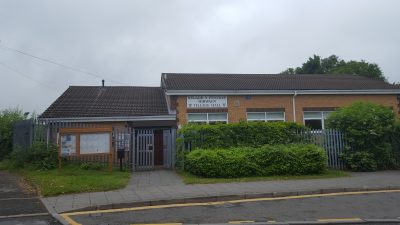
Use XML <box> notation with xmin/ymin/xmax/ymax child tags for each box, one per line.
<box><xmin>163</xmin><ymin>73</ymin><xmax>367</xmax><ymax>77</ymax></box>
<box><xmin>68</xmin><ymin>85</ymin><xmax>162</xmax><ymax>88</ymax></box>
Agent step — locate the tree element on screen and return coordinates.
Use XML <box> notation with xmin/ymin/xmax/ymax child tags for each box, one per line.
<box><xmin>281</xmin><ymin>54</ymin><xmax>386</xmax><ymax>81</ymax></box>
<box><xmin>0</xmin><ymin>108</ymin><xmax>26</xmax><ymax>160</ymax></box>
<box><xmin>331</xmin><ymin>60</ymin><xmax>383</xmax><ymax>79</ymax></box>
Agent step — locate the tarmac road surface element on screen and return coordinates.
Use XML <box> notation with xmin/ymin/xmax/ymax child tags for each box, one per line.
<box><xmin>0</xmin><ymin>171</ymin><xmax>61</xmax><ymax>225</ymax></box>
<box><xmin>65</xmin><ymin>190</ymin><xmax>400</xmax><ymax>225</ymax></box>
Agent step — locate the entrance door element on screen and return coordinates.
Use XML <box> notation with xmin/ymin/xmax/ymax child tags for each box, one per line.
<box><xmin>154</xmin><ymin>130</ymin><xmax>164</xmax><ymax>166</ymax></box>
<box><xmin>135</xmin><ymin>129</ymin><xmax>154</xmax><ymax>170</ymax></box>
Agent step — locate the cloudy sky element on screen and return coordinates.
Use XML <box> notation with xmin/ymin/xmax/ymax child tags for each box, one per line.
<box><xmin>1</xmin><ymin>0</ymin><xmax>399</xmax><ymax>114</ymax></box>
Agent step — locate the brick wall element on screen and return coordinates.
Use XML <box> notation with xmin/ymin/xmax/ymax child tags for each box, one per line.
<box><xmin>175</xmin><ymin>94</ymin><xmax>399</xmax><ymax>126</ymax></box>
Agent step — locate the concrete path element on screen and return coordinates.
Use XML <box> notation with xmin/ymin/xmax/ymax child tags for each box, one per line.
<box><xmin>42</xmin><ymin>170</ymin><xmax>400</xmax><ymax>213</ymax></box>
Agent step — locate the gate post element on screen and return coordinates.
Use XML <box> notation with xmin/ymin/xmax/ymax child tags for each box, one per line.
<box><xmin>130</xmin><ymin>127</ymin><xmax>135</xmax><ymax>171</ymax></box>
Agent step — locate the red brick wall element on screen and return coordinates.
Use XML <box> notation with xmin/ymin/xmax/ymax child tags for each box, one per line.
<box><xmin>175</xmin><ymin>94</ymin><xmax>399</xmax><ymax>126</ymax></box>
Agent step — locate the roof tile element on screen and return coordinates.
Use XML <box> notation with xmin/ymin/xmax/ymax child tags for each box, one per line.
<box><xmin>40</xmin><ymin>86</ymin><xmax>169</xmax><ymax>118</ymax></box>
<box><xmin>162</xmin><ymin>73</ymin><xmax>398</xmax><ymax>90</ymax></box>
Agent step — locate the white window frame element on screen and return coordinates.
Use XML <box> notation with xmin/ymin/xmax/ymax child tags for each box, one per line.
<box><xmin>246</xmin><ymin>112</ymin><xmax>285</xmax><ymax>122</ymax></box>
<box><xmin>303</xmin><ymin>111</ymin><xmax>332</xmax><ymax>129</ymax></box>
<box><xmin>187</xmin><ymin>113</ymin><xmax>228</xmax><ymax>124</ymax></box>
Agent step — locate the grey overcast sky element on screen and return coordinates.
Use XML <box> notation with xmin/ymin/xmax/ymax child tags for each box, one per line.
<box><xmin>1</xmin><ymin>0</ymin><xmax>400</xmax><ymax>114</ymax></box>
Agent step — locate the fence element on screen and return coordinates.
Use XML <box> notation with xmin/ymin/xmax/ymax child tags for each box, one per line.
<box><xmin>301</xmin><ymin>129</ymin><xmax>346</xmax><ymax>169</ymax></box>
<box><xmin>15</xmin><ymin>120</ymin><xmax>347</xmax><ymax>170</ymax></box>
<box><xmin>178</xmin><ymin>129</ymin><xmax>346</xmax><ymax>169</ymax></box>
<box><xmin>13</xmin><ymin>120</ymin><xmax>133</xmax><ymax>170</ymax></box>
<box><xmin>13</xmin><ymin>119</ymin><xmax>48</xmax><ymax>151</ymax></box>
<box><xmin>13</xmin><ymin>119</ymin><xmax>176</xmax><ymax>171</ymax></box>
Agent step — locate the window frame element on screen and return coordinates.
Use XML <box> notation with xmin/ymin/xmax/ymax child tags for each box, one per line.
<box><xmin>303</xmin><ymin>111</ymin><xmax>332</xmax><ymax>129</ymax></box>
<box><xmin>187</xmin><ymin>112</ymin><xmax>228</xmax><ymax>124</ymax></box>
<box><xmin>246</xmin><ymin>112</ymin><xmax>285</xmax><ymax>122</ymax></box>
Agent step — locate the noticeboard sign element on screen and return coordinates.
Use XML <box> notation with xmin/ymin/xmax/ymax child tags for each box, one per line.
<box><xmin>80</xmin><ymin>133</ymin><xmax>110</xmax><ymax>154</ymax></box>
<box><xmin>58</xmin><ymin>127</ymin><xmax>112</xmax><ymax>156</ymax></box>
<box><xmin>61</xmin><ymin>134</ymin><xmax>77</xmax><ymax>156</ymax></box>
<box><xmin>187</xmin><ymin>96</ymin><xmax>227</xmax><ymax>108</ymax></box>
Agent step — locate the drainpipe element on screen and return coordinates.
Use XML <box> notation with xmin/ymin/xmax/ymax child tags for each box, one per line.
<box><xmin>292</xmin><ymin>91</ymin><xmax>297</xmax><ymax>122</ymax></box>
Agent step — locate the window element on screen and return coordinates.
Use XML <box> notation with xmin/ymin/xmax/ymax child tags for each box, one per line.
<box><xmin>187</xmin><ymin>113</ymin><xmax>228</xmax><ymax>124</ymax></box>
<box><xmin>303</xmin><ymin>111</ymin><xmax>332</xmax><ymax>129</ymax></box>
<box><xmin>247</xmin><ymin>112</ymin><xmax>285</xmax><ymax>122</ymax></box>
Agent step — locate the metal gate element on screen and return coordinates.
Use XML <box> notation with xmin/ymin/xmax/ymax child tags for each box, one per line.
<box><xmin>135</xmin><ymin>129</ymin><xmax>154</xmax><ymax>170</ymax></box>
<box><xmin>113</xmin><ymin>127</ymin><xmax>176</xmax><ymax>171</ymax></box>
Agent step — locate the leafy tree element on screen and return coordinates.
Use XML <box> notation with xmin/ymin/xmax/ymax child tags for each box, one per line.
<box><xmin>331</xmin><ymin>60</ymin><xmax>383</xmax><ymax>79</ymax></box>
<box><xmin>281</xmin><ymin>54</ymin><xmax>385</xmax><ymax>80</ymax></box>
<box><xmin>0</xmin><ymin>108</ymin><xmax>26</xmax><ymax>160</ymax></box>
<box><xmin>326</xmin><ymin>102</ymin><xmax>396</xmax><ymax>169</ymax></box>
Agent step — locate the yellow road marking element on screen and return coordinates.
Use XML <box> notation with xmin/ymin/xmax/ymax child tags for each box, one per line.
<box><xmin>131</xmin><ymin>223</ymin><xmax>182</xmax><ymax>225</ymax></box>
<box><xmin>267</xmin><ymin>220</ymin><xmax>276</xmax><ymax>223</ymax></box>
<box><xmin>318</xmin><ymin>218</ymin><xmax>363</xmax><ymax>222</ymax></box>
<box><xmin>61</xmin><ymin>213</ymin><xmax>82</xmax><ymax>225</ymax></box>
<box><xmin>229</xmin><ymin>220</ymin><xmax>255</xmax><ymax>223</ymax></box>
<box><xmin>60</xmin><ymin>189</ymin><xmax>400</xmax><ymax>225</ymax></box>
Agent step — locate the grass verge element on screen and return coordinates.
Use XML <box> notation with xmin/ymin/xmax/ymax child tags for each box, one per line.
<box><xmin>177</xmin><ymin>169</ymin><xmax>350</xmax><ymax>185</ymax></box>
<box><xmin>2</xmin><ymin>162</ymin><xmax>130</xmax><ymax>196</ymax></box>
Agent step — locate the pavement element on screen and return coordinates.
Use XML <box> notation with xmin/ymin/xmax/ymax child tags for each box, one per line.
<box><xmin>0</xmin><ymin>171</ymin><xmax>61</xmax><ymax>225</ymax></box>
<box><xmin>42</xmin><ymin>170</ymin><xmax>400</xmax><ymax>214</ymax></box>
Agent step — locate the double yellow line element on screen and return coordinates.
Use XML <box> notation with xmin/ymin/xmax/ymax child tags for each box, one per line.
<box><xmin>61</xmin><ymin>189</ymin><xmax>400</xmax><ymax>225</ymax></box>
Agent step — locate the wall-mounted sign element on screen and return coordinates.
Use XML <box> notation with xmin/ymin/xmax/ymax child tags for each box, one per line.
<box><xmin>80</xmin><ymin>133</ymin><xmax>110</xmax><ymax>154</ymax></box>
<box><xmin>187</xmin><ymin>96</ymin><xmax>227</xmax><ymax>108</ymax></box>
<box><xmin>61</xmin><ymin>134</ymin><xmax>76</xmax><ymax>156</ymax></box>
<box><xmin>58</xmin><ymin>127</ymin><xmax>113</xmax><ymax>171</ymax></box>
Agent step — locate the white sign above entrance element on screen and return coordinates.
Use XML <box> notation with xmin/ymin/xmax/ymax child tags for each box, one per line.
<box><xmin>187</xmin><ymin>96</ymin><xmax>227</xmax><ymax>108</ymax></box>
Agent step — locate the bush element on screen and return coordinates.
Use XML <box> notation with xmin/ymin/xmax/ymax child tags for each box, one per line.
<box><xmin>326</xmin><ymin>102</ymin><xmax>396</xmax><ymax>169</ymax></box>
<box><xmin>178</xmin><ymin>122</ymin><xmax>308</xmax><ymax>150</ymax></box>
<box><xmin>8</xmin><ymin>141</ymin><xmax>58</xmax><ymax>170</ymax></box>
<box><xmin>28</xmin><ymin>142</ymin><xmax>58</xmax><ymax>170</ymax></box>
<box><xmin>184</xmin><ymin>144</ymin><xmax>327</xmax><ymax>178</ymax></box>
<box><xmin>8</xmin><ymin>147</ymin><xmax>29</xmax><ymax>168</ymax></box>
<box><xmin>339</xmin><ymin>152</ymin><xmax>377</xmax><ymax>172</ymax></box>
<box><xmin>0</xmin><ymin>108</ymin><xmax>25</xmax><ymax>160</ymax></box>
<box><xmin>390</xmin><ymin>120</ymin><xmax>400</xmax><ymax>168</ymax></box>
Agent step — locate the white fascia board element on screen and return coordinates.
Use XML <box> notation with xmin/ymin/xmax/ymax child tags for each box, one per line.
<box><xmin>39</xmin><ymin>115</ymin><xmax>176</xmax><ymax>123</ymax></box>
<box><xmin>165</xmin><ymin>89</ymin><xmax>400</xmax><ymax>95</ymax></box>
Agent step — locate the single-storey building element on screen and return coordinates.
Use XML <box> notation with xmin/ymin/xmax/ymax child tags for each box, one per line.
<box><xmin>161</xmin><ymin>73</ymin><xmax>400</xmax><ymax>129</ymax></box>
<box><xmin>39</xmin><ymin>73</ymin><xmax>400</xmax><ymax>170</ymax></box>
<box><xmin>39</xmin><ymin>85</ymin><xmax>177</xmax><ymax>170</ymax></box>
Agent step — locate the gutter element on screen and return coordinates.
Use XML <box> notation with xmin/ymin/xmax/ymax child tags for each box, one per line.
<box><xmin>165</xmin><ymin>89</ymin><xmax>400</xmax><ymax>96</ymax></box>
<box><xmin>38</xmin><ymin>115</ymin><xmax>176</xmax><ymax>123</ymax></box>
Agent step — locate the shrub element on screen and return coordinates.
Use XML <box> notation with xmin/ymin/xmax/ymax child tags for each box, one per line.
<box><xmin>27</xmin><ymin>142</ymin><xmax>58</xmax><ymax>170</ymax></box>
<box><xmin>8</xmin><ymin>141</ymin><xmax>58</xmax><ymax>170</ymax></box>
<box><xmin>339</xmin><ymin>152</ymin><xmax>377</xmax><ymax>172</ymax></box>
<box><xmin>178</xmin><ymin>122</ymin><xmax>308</xmax><ymax>150</ymax></box>
<box><xmin>0</xmin><ymin>108</ymin><xmax>25</xmax><ymax>159</ymax></box>
<box><xmin>326</xmin><ymin>102</ymin><xmax>396</xmax><ymax>169</ymax></box>
<box><xmin>8</xmin><ymin>146</ymin><xmax>29</xmax><ymax>168</ymax></box>
<box><xmin>184</xmin><ymin>144</ymin><xmax>326</xmax><ymax>178</ymax></box>
<box><xmin>390</xmin><ymin>120</ymin><xmax>400</xmax><ymax>168</ymax></box>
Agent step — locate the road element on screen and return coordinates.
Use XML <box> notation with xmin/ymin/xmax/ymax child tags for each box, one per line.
<box><xmin>0</xmin><ymin>171</ymin><xmax>61</xmax><ymax>225</ymax></box>
<box><xmin>65</xmin><ymin>191</ymin><xmax>400</xmax><ymax>225</ymax></box>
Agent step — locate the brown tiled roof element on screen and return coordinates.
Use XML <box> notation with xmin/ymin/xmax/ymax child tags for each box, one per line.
<box><xmin>40</xmin><ymin>86</ymin><xmax>169</xmax><ymax>118</ymax></box>
<box><xmin>162</xmin><ymin>73</ymin><xmax>399</xmax><ymax>90</ymax></box>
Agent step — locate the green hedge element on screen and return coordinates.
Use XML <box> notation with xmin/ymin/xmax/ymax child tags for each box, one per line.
<box><xmin>339</xmin><ymin>151</ymin><xmax>377</xmax><ymax>172</ymax></box>
<box><xmin>184</xmin><ymin>144</ymin><xmax>327</xmax><ymax>178</ymax></box>
<box><xmin>326</xmin><ymin>102</ymin><xmax>397</xmax><ymax>169</ymax></box>
<box><xmin>178</xmin><ymin>122</ymin><xmax>308</xmax><ymax>149</ymax></box>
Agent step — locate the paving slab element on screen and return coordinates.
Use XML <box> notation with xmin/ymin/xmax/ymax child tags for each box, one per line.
<box><xmin>41</xmin><ymin>170</ymin><xmax>400</xmax><ymax>213</ymax></box>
